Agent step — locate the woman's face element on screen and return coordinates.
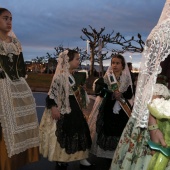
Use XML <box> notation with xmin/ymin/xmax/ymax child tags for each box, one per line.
<box><xmin>69</xmin><ymin>53</ymin><xmax>80</xmax><ymax>70</ymax></box>
<box><xmin>0</xmin><ymin>10</ymin><xmax>12</xmax><ymax>34</ymax></box>
<box><xmin>111</xmin><ymin>57</ymin><xmax>123</xmax><ymax>73</ymax></box>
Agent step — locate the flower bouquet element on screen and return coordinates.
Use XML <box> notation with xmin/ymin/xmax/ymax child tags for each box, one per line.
<box><xmin>147</xmin><ymin>97</ymin><xmax>170</xmax><ymax>170</ymax></box>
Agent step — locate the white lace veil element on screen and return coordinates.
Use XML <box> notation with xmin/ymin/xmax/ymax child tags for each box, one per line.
<box><xmin>104</xmin><ymin>55</ymin><xmax>133</xmax><ymax>113</ymax></box>
<box><xmin>105</xmin><ymin>56</ymin><xmax>133</xmax><ymax>93</ymax></box>
<box><xmin>132</xmin><ymin>0</ymin><xmax>170</xmax><ymax>128</ymax></box>
<box><xmin>48</xmin><ymin>50</ymin><xmax>69</xmax><ymax>94</ymax></box>
<box><xmin>8</xmin><ymin>30</ymin><xmax>16</xmax><ymax>38</ymax></box>
<box><xmin>48</xmin><ymin>50</ymin><xmax>71</xmax><ymax>114</ymax></box>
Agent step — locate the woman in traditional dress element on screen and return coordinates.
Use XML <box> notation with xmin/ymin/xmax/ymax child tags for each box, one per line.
<box><xmin>110</xmin><ymin>0</ymin><xmax>170</xmax><ymax>169</ymax></box>
<box><xmin>0</xmin><ymin>7</ymin><xmax>39</xmax><ymax>170</ymax></box>
<box><xmin>39</xmin><ymin>49</ymin><xmax>93</xmax><ymax>170</ymax></box>
<box><xmin>88</xmin><ymin>54</ymin><xmax>133</xmax><ymax>160</ymax></box>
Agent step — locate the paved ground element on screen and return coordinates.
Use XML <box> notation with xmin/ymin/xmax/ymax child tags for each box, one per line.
<box><xmin>18</xmin><ymin>92</ymin><xmax>112</xmax><ymax>170</ymax></box>
<box><xmin>19</xmin><ymin>155</ymin><xmax>112</xmax><ymax>170</ymax></box>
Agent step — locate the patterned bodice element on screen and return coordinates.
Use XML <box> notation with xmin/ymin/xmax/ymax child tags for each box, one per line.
<box><xmin>0</xmin><ymin>38</ymin><xmax>26</xmax><ymax>80</ymax></box>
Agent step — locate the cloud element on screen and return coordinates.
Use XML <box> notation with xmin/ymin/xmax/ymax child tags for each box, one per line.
<box><xmin>1</xmin><ymin>0</ymin><xmax>165</xmax><ymax>61</ymax></box>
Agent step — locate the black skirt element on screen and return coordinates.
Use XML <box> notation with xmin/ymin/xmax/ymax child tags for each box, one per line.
<box><xmin>96</xmin><ymin>94</ymin><xmax>129</xmax><ymax>151</ymax></box>
<box><xmin>56</xmin><ymin>95</ymin><xmax>92</xmax><ymax>154</ymax></box>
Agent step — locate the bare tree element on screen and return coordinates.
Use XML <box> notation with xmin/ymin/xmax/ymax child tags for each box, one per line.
<box><xmin>54</xmin><ymin>45</ymin><xmax>65</xmax><ymax>56</ymax></box>
<box><xmin>108</xmin><ymin>33</ymin><xmax>144</xmax><ymax>54</ymax></box>
<box><xmin>73</xmin><ymin>47</ymin><xmax>89</xmax><ymax>68</ymax></box>
<box><xmin>80</xmin><ymin>25</ymin><xmax>144</xmax><ymax>76</ymax></box>
<box><xmin>44</xmin><ymin>45</ymin><xmax>65</xmax><ymax>74</ymax></box>
<box><xmin>80</xmin><ymin>26</ymin><xmax>105</xmax><ymax>76</ymax></box>
<box><xmin>54</xmin><ymin>45</ymin><xmax>89</xmax><ymax>69</ymax></box>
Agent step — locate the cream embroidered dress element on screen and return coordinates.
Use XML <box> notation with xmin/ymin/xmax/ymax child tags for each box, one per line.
<box><xmin>39</xmin><ymin>50</ymin><xmax>92</xmax><ymax>162</ymax></box>
<box><xmin>0</xmin><ymin>37</ymin><xmax>39</xmax><ymax>170</ymax></box>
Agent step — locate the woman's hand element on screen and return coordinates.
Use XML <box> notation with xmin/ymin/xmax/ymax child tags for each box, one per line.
<box><xmin>148</xmin><ymin>112</ymin><xmax>166</xmax><ymax>150</ymax></box>
<box><xmin>149</xmin><ymin>129</ymin><xmax>167</xmax><ymax>155</ymax></box>
<box><xmin>150</xmin><ymin>129</ymin><xmax>166</xmax><ymax>146</ymax></box>
<box><xmin>51</xmin><ymin>106</ymin><xmax>60</xmax><ymax>120</ymax></box>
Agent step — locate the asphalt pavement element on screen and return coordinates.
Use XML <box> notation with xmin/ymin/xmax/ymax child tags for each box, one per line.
<box><xmin>18</xmin><ymin>92</ymin><xmax>112</xmax><ymax>170</ymax></box>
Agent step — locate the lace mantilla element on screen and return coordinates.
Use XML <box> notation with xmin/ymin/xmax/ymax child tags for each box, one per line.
<box><xmin>104</xmin><ymin>66</ymin><xmax>132</xmax><ymax>93</ymax></box>
<box><xmin>49</xmin><ymin>50</ymin><xmax>71</xmax><ymax>114</ymax></box>
<box><xmin>50</xmin><ymin>74</ymin><xmax>71</xmax><ymax>114</ymax></box>
<box><xmin>132</xmin><ymin>0</ymin><xmax>170</xmax><ymax>127</ymax></box>
<box><xmin>0</xmin><ymin>37</ymin><xmax>22</xmax><ymax>55</ymax></box>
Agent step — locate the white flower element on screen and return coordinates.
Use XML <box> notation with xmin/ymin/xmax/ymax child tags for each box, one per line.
<box><xmin>150</xmin><ymin>98</ymin><xmax>170</xmax><ymax>117</ymax></box>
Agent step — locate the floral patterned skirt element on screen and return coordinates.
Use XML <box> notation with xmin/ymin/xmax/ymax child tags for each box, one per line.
<box><xmin>110</xmin><ymin>117</ymin><xmax>170</xmax><ymax>170</ymax></box>
<box><xmin>110</xmin><ymin>117</ymin><xmax>153</xmax><ymax>170</ymax></box>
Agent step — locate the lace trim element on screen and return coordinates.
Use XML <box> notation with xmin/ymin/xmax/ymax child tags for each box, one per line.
<box><xmin>132</xmin><ymin>18</ymin><xmax>170</xmax><ymax>127</ymax></box>
<box><xmin>56</xmin><ymin>116</ymin><xmax>91</xmax><ymax>154</ymax></box>
<box><xmin>0</xmin><ymin>37</ymin><xmax>22</xmax><ymax>55</ymax></box>
<box><xmin>55</xmin><ymin>96</ymin><xmax>92</xmax><ymax>154</ymax></box>
<box><xmin>96</xmin><ymin>131</ymin><xmax>119</xmax><ymax>151</ymax></box>
<box><xmin>49</xmin><ymin>50</ymin><xmax>71</xmax><ymax>115</ymax></box>
<box><xmin>103</xmin><ymin>65</ymin><xmax>132</xmax><ymax>93</ymax></box>
<box><xmin>0</xmin><ymin>74</ymin><xmax>39</xmax><ymax>157</ymax></box>
<box><xmin>50</xmin><ymin>74</ymin><xmax>71</xmax><ymax>114</ymax></box>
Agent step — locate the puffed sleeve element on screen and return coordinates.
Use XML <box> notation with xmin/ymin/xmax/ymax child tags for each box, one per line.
<box><xmin>15</xmin><ymin>38</ymin><xmax>27</xmax><ymax>78</ymax></box>
<box><xmin>17</xmin><ymin>52</ymin><xmax>27</xmax><ymax>78</ymax></box>
<box><xmin>94</xmin><ymin>78</ymin><xmax>109</xmax><ymax>97</ymax></box>
<box><xmin>46</xmin><ymin>95</ymin><xmax>57</xmax><ymax>109</ymax></box>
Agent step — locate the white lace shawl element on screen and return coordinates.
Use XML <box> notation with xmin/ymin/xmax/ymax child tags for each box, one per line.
<box><xmin>104</xmin><ymin>63</ymin><xmax>133</xmax><ymax>94</ymax></box>
<box><xmin>132</xmin><ymin>0</ymin><xmax>170</xmax><ymax>127</ymax></box>
<box><xmin>48</xmin><ymin>50</ymin><xmax>71</xmax><ymax>114</ymax></box>
<box><xmin>0</xmin><ymin>37</ymin><xmax>22</xmax><ymax>56</ymax></box>
<box><xmin>103</xmin><ymin>60</ymin><xmax>133</xmax><ymax>114</ymax></box>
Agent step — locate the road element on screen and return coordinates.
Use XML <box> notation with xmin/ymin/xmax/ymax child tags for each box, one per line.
<box><xmin>18</xmin><ymin>92</ymin><xmax>112</xmax><ymax>170</ymax></box>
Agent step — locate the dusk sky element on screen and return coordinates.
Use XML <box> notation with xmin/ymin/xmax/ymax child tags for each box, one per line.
<box><xmin>1</xmin><ymin>0</ymin><xmax>165</xmax><ymax>67</ymax></box>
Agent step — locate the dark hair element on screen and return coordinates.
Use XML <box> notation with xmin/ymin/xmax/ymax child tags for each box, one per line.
<box><xmin>111</xmin><ymin>54</ymin><xmax>125</xmax><ymax>70</ymax></box>
<box><xmin>0</xmin><ymin>8</ymin><xmax>11</xmax><ymax>15</ymax></box>
<box><xmin>156</xmin><ymin>74</ymin><xmax>167</xmax><ymax>86</ymax></box>
<box><xmin>67</xmin><ymin>49</ymin><xmax>79</xmax><ymax>62</ymax></box>
<box><xmin>127</xmin><ymin>62</ymin><xmax>132</xmax><ymax>67</ymax></box>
